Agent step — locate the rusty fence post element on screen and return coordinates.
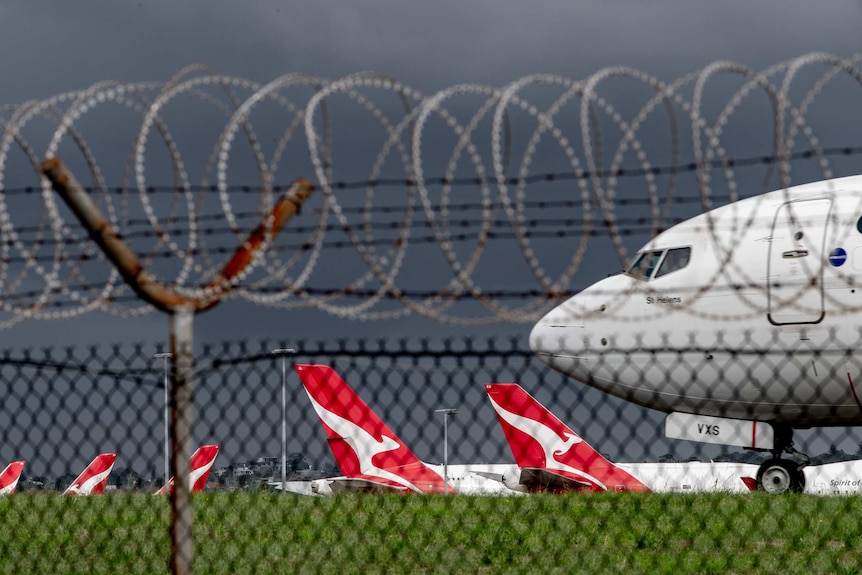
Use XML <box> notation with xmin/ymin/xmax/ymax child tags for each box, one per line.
<box><xmin>41</xmin><ymin>158</ymin><xmax>314</xmax><ymax>575</ymax></box>
<box><xmin>170</xmin><ymin>308</ymin><xmax>194</xmax><ymax>574</ymax></box>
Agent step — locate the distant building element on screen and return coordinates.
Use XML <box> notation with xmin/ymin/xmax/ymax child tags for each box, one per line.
<box><xmin>253</xmin><ymin>457</ymin><xmax>277</xmax><ymax>468</ymax></box>
<box><xmin>233</xmin><ymin>465</ymin><xmax>253</xmax><ymax>478</ymax></box>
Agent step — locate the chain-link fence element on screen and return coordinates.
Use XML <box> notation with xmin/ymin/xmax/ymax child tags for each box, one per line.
<box><xmin>5</xmin><ymin>53</ymin><xmax>862</xmax><ymax>573</ymax></box>
<box><xmin>2</xmin><ymin>335</ymin><xmax>862</xmax><ymax>574</ymax></box>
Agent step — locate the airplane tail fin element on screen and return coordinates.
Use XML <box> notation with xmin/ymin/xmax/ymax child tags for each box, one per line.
<box><xmin>295</xmin><ymin>364</ymin><xmax>449</xmax><ymax>493</ymax></box>
<box><xmin>0</xmin><ymin>461</ymin><xmax>25</xmax><ymax>495</ymax></box>
<box><xmin>64</xmin><ymin>453</ymin><xmax>117</xmax><ymax>495</ymax></box>
<box><xmin>156</xmin><ymin>445</ymin><xmax>220</xmax><ymax>495</ymax></box>
<box><xmin>485</xmin><ymin>384</ymin><xmax>648</xmax><ymax>492</ymax></box>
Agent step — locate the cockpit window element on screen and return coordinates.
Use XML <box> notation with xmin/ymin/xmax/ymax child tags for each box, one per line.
<box><xmin>626</xmin><ymin>246</ymin><xmax>691</xmax><ymax>280</ymax></box>
<box><xmin>654</xmin><ymin>247</ymin><xmax>692</xmax><ymax>278</ymax></box>
<box><xmin>627</xmin><ymin>250</ymin><xmax>663</xmax><ymax>279</ymax></box>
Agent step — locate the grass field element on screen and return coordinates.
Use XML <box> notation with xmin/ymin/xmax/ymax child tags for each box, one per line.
<box><xmin>2</xmin><ymin>491</ymin><xmax>862</xmax><ymax>574</ymax></box>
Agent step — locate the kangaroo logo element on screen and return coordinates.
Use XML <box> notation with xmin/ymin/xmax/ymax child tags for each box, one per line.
<box><xmin>67</xmin><ymin>469</ymin><xmax>112</xmax><ymax>495</ymax></box>
<box><xmin>487</xmin><ymin>394</ymin><xmax>606</xmax><ymax>490</ymax></box>
<box><xmin>305</xmin><ymin>390</ymin><xmax>422</xmax><ymax>492</ymax></box>
<box><xmin>0</xmin><ymin>462</ymin><xmax>24</xmax><ymax>495</ymax></box>
<box><xmin>190</xmin><ymin>458</ymin><xmax>216</xmax><ymax>490</ymax></box>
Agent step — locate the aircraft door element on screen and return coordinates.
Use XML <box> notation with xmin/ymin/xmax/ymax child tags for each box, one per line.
<box><xmin>767</xmin><ymin>198</ymin><xmax>832</xmax><ymax>325</ymax></box>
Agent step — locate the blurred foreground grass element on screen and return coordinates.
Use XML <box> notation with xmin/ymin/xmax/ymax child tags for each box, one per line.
<box><xmin>1</xmin><ymin>492</ymin><xmax>861</xmax><ymax>574</ymax></box>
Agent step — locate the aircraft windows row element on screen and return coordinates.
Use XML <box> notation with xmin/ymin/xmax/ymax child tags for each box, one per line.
<box><xmin>626</xmin><ymin>247</ymin><xmax>691</xmax><ymax>280</ymax></box>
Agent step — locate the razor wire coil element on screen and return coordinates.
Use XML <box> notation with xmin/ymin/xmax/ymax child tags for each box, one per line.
<box><xmin>2</xmin><ymin>53</ymin><xmax>862</xmax><ymax>329</ymax></box>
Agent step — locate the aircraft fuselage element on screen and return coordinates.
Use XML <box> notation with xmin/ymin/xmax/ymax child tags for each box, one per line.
<box><xmin>531</xmin><ymin>176</ymin><xmax>862</xmax><ymax>427</ymax></box>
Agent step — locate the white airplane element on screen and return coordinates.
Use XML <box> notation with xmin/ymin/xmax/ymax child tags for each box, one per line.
<box><xmin>296</xmin><ymin>366</ymin><xmax>756</xmax><ymax>495</ymax></box>
<box><xmin>0</xmin><ymin>461</ymin><xmax>25</xmax><ymax>495</ymax></box>
<box><xmin>156</xmin><ymin>445</ymin><xmax>219</xmax><ymax>495</ymax></box>
<box><xmin>294</xmin><ymin>364</ymin><xmax>516</xmax><ymax>496</ymax></box>
<box><xmin>530</xmin><ymin>174</ymin><xmax>862</xmax><ymax>493</ymax></box>
<box><xmin>797</xmin><ymin>460</ymin><xmax>862</xmax><ymax>495</ymax></box>
<box><xmin>486</xmin><ymin>383</ymin><xmax>756</xmax><ymax>493</ymax></box>
<box><xmin>271</xmin><ymin>480</ymin><xmax>320</xmax><ymax>496</ymax></box>
<box><xmin>64</xmin><ymin>453</ymin><xmax>117</xmax><ymax>495</ymax></box>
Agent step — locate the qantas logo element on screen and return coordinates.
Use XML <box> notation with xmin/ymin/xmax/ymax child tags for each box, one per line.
<box><xmin>65</xmin><ymin>455</ymin><xmax>116</xmax><ymax>495</ymax></box>
<box><xmin>0</xmin><ymin>462</ymin><xmax>24</xmax><ymax>495</ymax></box>
<box><xmin>189</xmin><ymin>445</ymin><xmax>219</xmax><ymax>491</ymax></box>
<box><xmin>66</xmin><ymin>468</ymin><xmax>112</xmax><ymax>495</ymax></box>
<box><xmin>191</xmin><ymin>457</ymin><xmax>216</xmax><ymax>490</ymax></box>
<box><xmin>157</xmin><ymin>446</ymin><xmax>219</xmax><ymax>495</ymax></box>
<box><xmin>487</xmin><ymin>394</ymin><xmax>606</xmax><ymax>490</ymax></box>
<box><xmin>303</xmin><ymin>390</ymin><xmax>422</xmax><ymax>492</ymax></box>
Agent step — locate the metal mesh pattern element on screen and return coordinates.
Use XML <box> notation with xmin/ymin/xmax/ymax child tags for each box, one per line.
<box><xmin>2</xmin><ymin>337</ymin><xmax>862</xmax><ymax>574</ymax></box>
<box><xmin>4</xmin><ymin>53</ymin><xmax>862</xmax><ymax>573</ymax></box>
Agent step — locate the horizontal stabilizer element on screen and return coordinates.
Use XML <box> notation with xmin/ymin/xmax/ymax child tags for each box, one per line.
<box><xmin>270</xmin><ymin>481</ymin><xmax>320</xmax><ymax>497</ymax></box>
<box><xmin>470</xmin><ymin>470</ymin><xmax>505</xmax><ymax>483</ymax></box>
<box><xmin>326</xmin><ymin>477</ymin><xmax>411</xmax><ymax>494</ymax></box>
<box><xmin>519</xmin><ymin>467</ymin><xmax>595</xmax><ymax>492</ymax></box>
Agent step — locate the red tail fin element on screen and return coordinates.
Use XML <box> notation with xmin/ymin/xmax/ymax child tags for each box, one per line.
<box><xmin>485</xmin><ymin>384</ymin><xmax>648</xmax><ymax>492</ymax></box>
<box><xmin>0</xmin><ymin>461</ymin><xmax>25</xmax><ymax>495</ymax></box>
<box><xmin>157</xmin><ymin>445</ymin><xmax>220</xmax><ymax>495</ymax></box>
<box><xmin>64</xmin><ymin>453</ymin><xmax>117</xmax><ymax>495</ymax></box>
<box><xmin>295</xmin><ymin>364</ymin><xmax>449</xmax><ymax>493</ymax></box>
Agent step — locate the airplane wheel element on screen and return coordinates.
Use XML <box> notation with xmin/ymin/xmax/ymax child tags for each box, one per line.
<box><xmin>756</xmin><ymin>459</ymin><xmax>804</xmax><ymax>494</ymax></box>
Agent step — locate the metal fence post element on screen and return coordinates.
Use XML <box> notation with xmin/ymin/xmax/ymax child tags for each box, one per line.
<box><xmin>41</xmin><ymin>157</ymin><xmax>313</xmax><ymax>575</ymax></box>
<box><xmin>170</xmin><ymin>308</ymin><xmax>194</xmax><ymax>574</ymax></box>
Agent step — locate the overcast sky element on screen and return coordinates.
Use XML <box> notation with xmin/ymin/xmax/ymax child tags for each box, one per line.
<box><xmin>3</xmin><ymin>1</ymin><xmax>860</xmax><ymax>102</ymax></box>
<box><xmin>2</xmin><ymin>0</ymin><xmax>860</xmax><ymax>348</ymax></box>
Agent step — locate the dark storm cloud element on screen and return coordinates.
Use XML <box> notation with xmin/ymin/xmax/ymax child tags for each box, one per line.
<box><xmin>2</xmin><ymin>0</ymin><xmax>862</xmax><ymax>346</ymax></box>
<box><xmin>3</xmin><ymin>0</ymin><xmax>861</xmax><ymax>102</ymax></box>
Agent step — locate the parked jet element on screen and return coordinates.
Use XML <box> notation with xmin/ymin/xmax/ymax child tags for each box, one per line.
<box><xmin>785</xmin><ymin>460</ymin><xmax>862</xmax><ymax>495</ymax></box>
<box><xmin>156</xmin><ymin>445</ymin><xmax>220</xmax><ymax>495</ymax></box>
<box><xmin>486</xmin><ymin>383</ymin><xmax>756</xmax><ymax>493</ymax></box>
<box><xmin>530</xmin><ymin>175</ymin><xmax>862</xmax><ymax>492</ymax></box>
<box><xmin>0</xmin><ymin>461</ymin><xmax>25</xmax><ymax>495</ymax></box>
<box><xmin>295</xmin><ymin>364</ymin><xmax>516</xmax><ymax>495</ymax></box>
<box><xmin>64</xmin><ymin>453</ymin><xmax>117</xmax><ymax>495</ymax></box>
<box><xmin>271</xmin><ymin>480</ymin><xmax>320</xmax><ymax>496</ymax></box>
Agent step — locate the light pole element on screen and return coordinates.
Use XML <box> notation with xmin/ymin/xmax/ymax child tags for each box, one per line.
<box><xmin>435</xmin><ymin>408</ymin><xmax>457</xmax><ymax>494</ymax></box>
<box><xmin>153</xmin><ymin>352</ymin><xmax>172</xmax><ymax>490</ymax></box>
<box><xmin>271</xmin><ymin>348</ymin><xmax>296</xmax><ymax>494</ymax></box>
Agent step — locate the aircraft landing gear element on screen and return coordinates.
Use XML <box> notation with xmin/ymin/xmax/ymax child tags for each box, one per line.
<box><xmin>755</xmin><ymin>425</ymin><xmax>808</xmax><ymax>494</ymax></box>
<box><xmin>756</xmin><ymin>459</ymin><xmax>805</xmax><ymax>493</ymax></box>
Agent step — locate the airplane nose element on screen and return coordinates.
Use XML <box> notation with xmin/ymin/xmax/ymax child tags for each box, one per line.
<box><xmin>529</xmin><ymin>302</ymin><xmax>583</xmax><ymax>352</ymax></box>
<box><xmin>530</xmin><ymin>297</ymin><xmax>590</xmax><ymax>381</ymax></box>
<box><xmin>531</xmin><ymin>274</ymin><xmax>637</xmax><ymax>383</ymax></box>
